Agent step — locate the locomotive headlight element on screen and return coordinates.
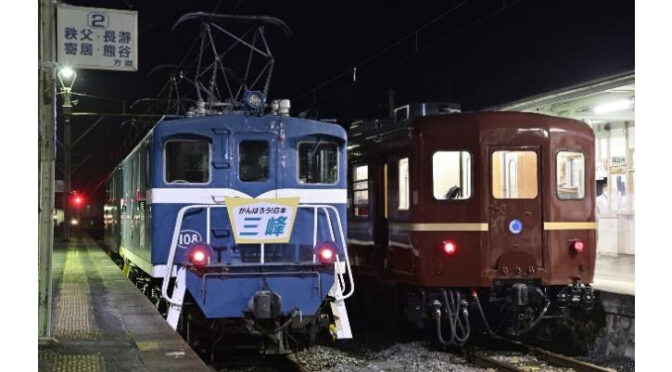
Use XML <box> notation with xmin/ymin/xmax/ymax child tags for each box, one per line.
<box><xmin>247</xmin><ymin>93</ymin><xmax>262</xmax><ymax>107</ymax></box>
<box><xmin>188</xmin><ymin>243</ymin><xmax>214</xmax><ymax>267</ymax></box>
<box><xmin>571</xmin><ymin>240</ymin><xmax>585</xmax><ymax>253</ymax></box>
<box><xmin>442</xmin><ymin>240</ymin><xmax>457</xmax><ymax>255</ymax></box>
<box><xmin>243</xmin><ymin>90</ymin><xmax>266</xmax><ymax>112</ymax></box>
<box><xmin>315</xmin><ymin>241</ymin><xmax>338</xmax><ymax>265</ymax></box>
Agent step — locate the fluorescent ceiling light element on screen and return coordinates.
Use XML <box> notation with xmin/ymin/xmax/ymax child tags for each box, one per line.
<box><xmin>593</xmin><ymin>99</ymin><xmax>633</xmax><ymax>114</ymax></box>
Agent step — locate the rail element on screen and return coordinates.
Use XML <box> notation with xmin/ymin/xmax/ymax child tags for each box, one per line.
<box><xmin>161</xmin><ymin>203</ymin><xmax>354</xmax><ymax>306</ymax></box>
<box><xmin>462</xmin><ymin>342</ymin><xmax>616</xmax><ymax>372</ymax></box>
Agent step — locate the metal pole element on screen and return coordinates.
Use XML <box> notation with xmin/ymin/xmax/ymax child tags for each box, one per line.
<box><xmin>38</xmin><ymin>0</ymin><xmax>56</xmax><ymax>341</ymax></box>
<box><xmin>63</xmin><ymin>89</ymin><xmax>72</xmax><ymax>241</ymax></box>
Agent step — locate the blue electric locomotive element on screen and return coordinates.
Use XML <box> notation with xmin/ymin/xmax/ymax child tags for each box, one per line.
<box><xmin>103</xmin><ymin>93</ymin><xmax>354</xmax><ymax>353</ymax></box>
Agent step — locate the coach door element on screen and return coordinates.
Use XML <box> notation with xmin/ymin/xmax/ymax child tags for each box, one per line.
<box><xmin>488</xmin><ymin>146</ymin><xmax>544</xmax><ymax>271</ymax></box>
<box><xmin>385</xmin><ymin>154</ymin><xmax>414</xmax><ymax>276</ymax></box>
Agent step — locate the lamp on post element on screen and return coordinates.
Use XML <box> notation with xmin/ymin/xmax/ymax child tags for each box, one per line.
<box><xmin>58</xmin><ymin>66</ymin><xmax>77</xmax><ymax>241</ymax></box>
<box><xmin>57</xmin><ymin>66</ymin><xmax>76</xmax><ymax>98</ymax></box>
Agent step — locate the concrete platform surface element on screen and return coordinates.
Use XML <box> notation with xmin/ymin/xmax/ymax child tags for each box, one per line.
<box><xmin>593</xmin><ymin>253</ymin><xmax>635</xmax><ymax>296</ymax></box>
<box><xmin>39</xmin><ymin>234</ymin><xmax>211</xmax><ymax>372</ymax></box>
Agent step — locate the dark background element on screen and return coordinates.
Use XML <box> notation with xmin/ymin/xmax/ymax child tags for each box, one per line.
<box><xmin>58</xmin><ymin>0</ymin><xmax>634</xmax><ymax>194</ymax></box>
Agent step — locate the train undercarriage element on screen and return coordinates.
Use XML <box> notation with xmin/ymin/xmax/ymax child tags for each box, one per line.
<box><xmin>123</xmin><ymin>261</ymin><xmax>335</xmax><ymax>357</ymax></box>
<box><xmin>354</xmin><ymin>277</ymin><xmax>595</xmax><ymax>347</ymax></box>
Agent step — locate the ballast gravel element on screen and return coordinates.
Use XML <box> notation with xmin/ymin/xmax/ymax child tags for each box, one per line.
<box><xmin>293</xmin><ymin>342</ymin><xmax>492</xmax><ymax>372</ymax></box>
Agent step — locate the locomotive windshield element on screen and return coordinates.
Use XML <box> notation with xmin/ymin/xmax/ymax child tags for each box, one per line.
<box><xmin>433</xmin><ymin>151</ymin><xmax>472</xmax><ymax>200</ymax></box>
<box><xmin>164</xmin><ymin>139</ymin><xmax>210</xmax><ymax>183</ymax></box>
<box><xmin>239</xmin><ymin>140</ymin><xmax>270</xmax><ymax>182</ymax></box>
<box><xmin>298</xmin><ymin>142</ymin><xmax>338</xmax><ymax>184</ymax></box>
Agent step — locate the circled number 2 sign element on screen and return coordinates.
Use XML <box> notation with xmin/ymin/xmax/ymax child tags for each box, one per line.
<box><xmin>87</xmin><ymin>12</ymin><xmax>109</xmax><ymax>28</ymax></box>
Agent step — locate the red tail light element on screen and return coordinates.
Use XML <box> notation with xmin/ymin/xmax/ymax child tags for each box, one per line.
<box><xmin>442</xmin><ymin>240</ymin><xmax>457</xmax><ymax>255</ymax></box>
<box><xmin>571</xmin><ymin>240</ymin><xmax>585</xmax><ymax>253</ymax></box>
<box><xmin>188</xmin><ymin>244</ymin><xmax>212</xmax><ymax>267</ymax></box>
<box><xmin>315</xmin><ymin>242</ymin><xmax>337</xmax><ymax>265</ymax></box>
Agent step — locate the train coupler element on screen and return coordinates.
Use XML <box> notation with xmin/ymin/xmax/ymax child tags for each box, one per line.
<box><xmin>557</xmin><ymin>282</ymin><xmax>594</xmax><ymax>310</ymax></box>
<box><xmin>507</xmin><ymin>282</ymin><xmax>546</xmax><ymax>307</ymax></box>
<box><xmin>249</xmin><ymin>290</ymin><xmax>283</xmax><ymax>320</ymax></box>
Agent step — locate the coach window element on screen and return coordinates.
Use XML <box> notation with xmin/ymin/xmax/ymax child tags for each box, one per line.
<box><xmin>164</xmin><ymin>139</ymin><xmax>210</xmax><ymax>183</ymax></box>
<box><xmin>556</xmin><ymin>151</ymin><xmax>585</xmax><ymax>199</ymax></box>
<box><xmin>398</xmin><ymin>158</ymin><xmax>410</xmax><ymax>210</ymax></box>
<box><xmin>298</xmin><ymin>142</ymin><xmax>338</xmax><ymax>184</ymax></box>
<box><xmin>492</xmin><ymin>150</ymin><xmax>538</xmax><ymax>199</ymax></box>
<box><xmin>239</xmin><ymin>140</ymin><xmax>269</xmax><ymax>182</ymax></box>
<box><xmin>353</xmin><ymin>165</ymin><xmax>369</xmax><ymax>217</ymax></box>
<box><xmin>433</xmin><ymin>151</ymin><xmax>472</xmax><ymax>200</ymax></box>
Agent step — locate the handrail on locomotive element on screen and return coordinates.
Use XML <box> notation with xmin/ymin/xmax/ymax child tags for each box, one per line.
<box><xmin>161</xmin><ymin>203</ymin><xmax>355</xmax><ymax>307</ymax></box>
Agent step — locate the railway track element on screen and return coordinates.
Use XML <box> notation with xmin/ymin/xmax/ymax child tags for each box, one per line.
<box><xmin>284</xmin><ymin>353</ymin><xmax>313</xmax><ymax>372</ymax></box>
<box><xmin>212</xmin><ymin>353</ymin><xmax>312</xmax><ymax>372</ymax></box>
<box><xmin>465</xmin><ymin>345</ymin><xmax>616</xmax><ymax>372</ymax></box>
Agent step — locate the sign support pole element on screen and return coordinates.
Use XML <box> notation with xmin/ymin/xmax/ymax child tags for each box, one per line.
<box><xmin>63</xmin><ymin>90</ymin><xmax>72</xmax><ymax>241</ymax></box>
<box><xmin>38</xmin><ymin>0</ymin><xmax>56</xmax><ymax>342</ymax></box>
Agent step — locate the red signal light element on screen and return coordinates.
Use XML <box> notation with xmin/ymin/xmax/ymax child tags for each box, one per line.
<box><xmin>571</xmin><ymin>240</ymin><xmax>585</xmax><ymax>253</ymax></box>
<box><xmin>71</xmin><ymin>195</ymin><xmax>83</xmax><ymax>206</ymax></box>
<box><xmin>442</xmin><ymin>240</ymin><xmax>457</xmax><ymax>255</ymax></box>
<box><xmin>315</xmin><ymin>242</ymin><xmax>337</xmax><ymax>265</ymax></box>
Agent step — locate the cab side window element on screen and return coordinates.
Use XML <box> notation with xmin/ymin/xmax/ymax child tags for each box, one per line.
<box><xmin>165</xmin><ymin>139</ymin><xmax>210</xmax><ymax>184</ymax></box>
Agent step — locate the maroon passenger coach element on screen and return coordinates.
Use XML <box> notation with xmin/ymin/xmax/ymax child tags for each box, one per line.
<box><xmin>347</xmin><ymin>104</ymin><xmax>596</xmax><ymax>344</ymax></box>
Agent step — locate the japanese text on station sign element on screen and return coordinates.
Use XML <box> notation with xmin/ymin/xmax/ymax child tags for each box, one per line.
<box><xmin>57</xmin><ymin>4</ymin><xmax>138</xmax><ymax>71</ymax></box>
<box><xmin>225</xmin><ymin>197</ymin><xmax>300</xmax><ymax>244</ymax></box>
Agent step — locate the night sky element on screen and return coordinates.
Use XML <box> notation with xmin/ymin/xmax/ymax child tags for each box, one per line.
<box><xmin>59</xmin><ymin>0</ymin><xmax>633</xmax><ymax>196</ymax></box>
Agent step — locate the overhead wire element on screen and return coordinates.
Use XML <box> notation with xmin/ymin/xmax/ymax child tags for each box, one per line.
<box><xmin>292</xmin><ymin>0</ymin><xmax>473</xmax><ymax>103</ymax></box>
<box><xmin>294</xmin><ymin>0</ymin><xmax>525</xmax><ymax>111</ymax></box>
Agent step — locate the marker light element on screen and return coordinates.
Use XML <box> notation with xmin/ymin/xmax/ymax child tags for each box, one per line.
<box><xmin>571</xmin><ymin>240</ymin><xmax>585</xmax><ymax>253</ymax></box>
<box><xmin>442</xmin><ymin>240</ymin><xmax>457</xmax><ymax>255</ymax></box>
<box><xmin>593</xmin><ymin>99</ymin><xmax>633</xmax><ymax>114</ymax></box>
<box><xmin>315</xmin><ymin>242</ymin><xmax>337</xmax><ymax>265</ymax></box>
<box><xmin>188</xmin><ymin>244</ymin><xmax>213</xmax><ymax>267</ymax></box>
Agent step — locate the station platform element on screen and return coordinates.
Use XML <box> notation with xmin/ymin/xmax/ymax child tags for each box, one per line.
<box><xmin>593</xmin><ymin>252</ymin><xmax>635</xmax><ymax>296</ymax></box>
<box><xmin>38</xmin><ymin>234</ymin><xmax>211</xmax><ymax>372</ymax></box>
